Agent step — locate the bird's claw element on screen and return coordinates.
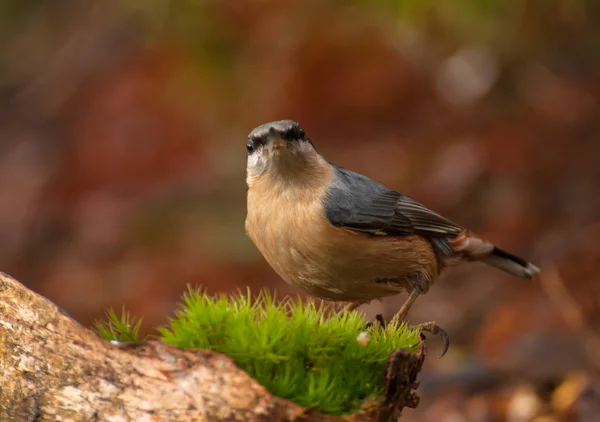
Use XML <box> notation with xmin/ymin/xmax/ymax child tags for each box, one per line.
<box><xmin>411</xmin><ymin>321</ymin><xmax>450</xmax><ymax>358</ymax></box>
<box><xmin>363</xmin><ymin>313</ymin><xmax>449</xmax><ymax>358</ymax></box>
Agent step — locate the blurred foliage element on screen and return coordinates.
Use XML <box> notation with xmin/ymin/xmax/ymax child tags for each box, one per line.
<box><xmin>106</xmin><ymin>0</ymin><xmax>600</xmax><ymax>71</ymax></box>
<box><xmin>363</xmin><ymin>0</ymin><xmax>599</xmax><ymax>61</ymax></box>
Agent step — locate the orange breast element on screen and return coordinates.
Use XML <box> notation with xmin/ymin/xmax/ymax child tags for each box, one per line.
<box><xmin>245</xmin><ymin>173</ymin><xmax>440</xmax><ymax>301</ymax></box>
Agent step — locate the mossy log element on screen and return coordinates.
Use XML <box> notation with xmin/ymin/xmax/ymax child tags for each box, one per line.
<box><xmin>0</xmin><ymin>272</ymin><xmax>425</xmax><ymax>421</ymax></box>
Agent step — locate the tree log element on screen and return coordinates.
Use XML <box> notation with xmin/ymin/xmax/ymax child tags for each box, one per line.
<box><xmin>0</xmin><ymin>272</ymin><xmax>424</xmax><ymax>421</ymax></box>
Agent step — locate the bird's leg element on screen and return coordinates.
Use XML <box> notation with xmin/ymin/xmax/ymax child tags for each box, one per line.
<box><xmin>338</xmin><ymin>301</ymin><xmax>366</xmax><ymax>315</ymax></box>
<box><xmin>388</xmin><ymin>289</ymin><xmax>420</xmax><ymax>327</ymax></box>
<box><xmin>388</xmin><ymin>288</ymin><xmax>450</xmax><ymax>358</ymax></box>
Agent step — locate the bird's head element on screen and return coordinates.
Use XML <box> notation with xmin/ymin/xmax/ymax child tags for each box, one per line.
<box><xmin>245</xmin><ymin>120</ymin><xmax>321</xmax><ymax>185</ymax></box>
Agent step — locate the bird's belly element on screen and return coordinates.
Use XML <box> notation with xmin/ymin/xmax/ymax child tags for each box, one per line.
<box><xmin>245</xmin><ymin>213</ymin><xmax>341</xmax><ymax>298</ymax></box>
<box><xmin>246</xmin><ymin>206</ymin><xmax>437</xmax><ymax>302</ymax></box>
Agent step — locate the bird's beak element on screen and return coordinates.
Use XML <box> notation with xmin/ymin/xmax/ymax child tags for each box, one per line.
<box><xmin>271</xmin><ymin>139</ymin><xmax>284</xmax><ymax>150</ymax></box>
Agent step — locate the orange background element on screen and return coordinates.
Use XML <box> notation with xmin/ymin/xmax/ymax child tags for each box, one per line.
<box><xmin>2</xmin><ymin>1</ymin><xmax>599</xmax><ymax>420</ymax></box>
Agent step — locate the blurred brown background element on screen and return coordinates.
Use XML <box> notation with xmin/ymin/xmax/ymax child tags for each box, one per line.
<box><xmin>1</xmin><ymin>1</ymin><xmax>599</xmax><ymax>420</ymax></box>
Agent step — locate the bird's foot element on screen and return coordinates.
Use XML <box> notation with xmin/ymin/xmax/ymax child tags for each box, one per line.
<box><xmin>411</xmin><ymin>321</ymin><xmax>450</xmax><ymax>358</ymax></box>
<box><xmin>387</xmin><ymin>319</ymin><xmax>450</xmax><ymax>358</ymax></box>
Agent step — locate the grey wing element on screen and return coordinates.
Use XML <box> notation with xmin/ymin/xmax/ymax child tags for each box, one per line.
<box><xmin>391</xmin><ymin>195</ymin><xmax>464</xmax><ymax>237</ymax></box>
<box><xmin>324</xmin><ymin>165</ymin><xmax>463</xmax><ymax>254</ymax></box>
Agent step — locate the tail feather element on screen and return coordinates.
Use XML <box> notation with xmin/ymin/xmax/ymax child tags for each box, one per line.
<box><xmin>449</xmin><ymin>232</ymin><xmax>541</xmax><ymax>279</ymax></box>
<box><xmin>479</xmin><ymin>247</ymin><xmax>541</xmax><ymax>279</ymax></box>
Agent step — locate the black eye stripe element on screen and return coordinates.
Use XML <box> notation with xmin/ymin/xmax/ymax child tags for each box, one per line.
<box><xmin>280</xmin><ymin>126</ymin><xmax>305</xmax><ymax>141</ymax></box>
<box><xmin>280</xmin><ymin>130</ymin><xmax>295</xmax><ymax>141</ymax></box>
<box><xmin>247</xmin><ymin>124</ymin><xmax>307</xmax><ymax>149</ymax></box>
<box><xmin>248</xmin><ymin>135</ymin><xmax>265</xmax><ymax>146</ymax></box>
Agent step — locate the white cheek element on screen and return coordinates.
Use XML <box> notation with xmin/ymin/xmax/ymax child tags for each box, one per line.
<box><xmin>246</xmin><ymin>152</ymin><xmax>266</xmax><ymax>185</ymax></box>
<box><xmin>247</xmin><ymin>152</ymin><xmax>259</xmax><ymax>167</ymax></box>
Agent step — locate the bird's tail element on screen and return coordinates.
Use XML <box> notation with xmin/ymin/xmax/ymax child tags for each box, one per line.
<box><xmin>449</xmin><ymin>232</ymin><xmax>540</xmax><ymax>279</ymax></box>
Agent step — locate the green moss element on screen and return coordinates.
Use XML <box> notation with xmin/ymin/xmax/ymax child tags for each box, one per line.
<box><xmin>95</xmin><ymin>287</ymin><xmax>421</xmax><ymax>415</ymax></box>
<box><xmin>94</xmin><ymin>306</ymin><xmax>145</xmax><ymax>343</ymax></box>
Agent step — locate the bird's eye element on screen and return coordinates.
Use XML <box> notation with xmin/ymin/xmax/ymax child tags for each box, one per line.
<box><xmin>246</xmin><ymin>143</ymin><xmax>254</xmax><ymax>153</ymax></box>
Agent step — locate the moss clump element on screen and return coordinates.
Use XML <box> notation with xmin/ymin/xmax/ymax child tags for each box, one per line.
<box><xmin>96</xmin><ymin>287</ymin><xmax>421</xmax><ymax>415</ymax></box>
<box><xmin>94</xmin><ymin>306</ymin><xmax>144</xmax><ymax>343</ymax></box>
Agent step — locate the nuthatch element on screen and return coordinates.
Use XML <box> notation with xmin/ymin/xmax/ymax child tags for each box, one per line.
<box><xmin>244</xmin><ymin>120</ymin><xmax>540</xmax><ymax>356</ymax></box>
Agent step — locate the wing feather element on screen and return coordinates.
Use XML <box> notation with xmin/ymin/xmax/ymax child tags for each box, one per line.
<box><xmin>324</xmin><ymin>165</ymin><xmax>463</xmax><ymax>239</ymax></box>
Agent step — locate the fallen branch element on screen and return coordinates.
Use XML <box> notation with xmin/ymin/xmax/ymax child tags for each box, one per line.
<box><xmin>0</xmin><ymin>272</ymin><xmax>425</xmax><ymax>421</ymax></box>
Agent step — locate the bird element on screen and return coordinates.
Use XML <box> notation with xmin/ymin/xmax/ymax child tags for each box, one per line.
<box><xmin>244</xmin><ymin>119</ymin><xmax>540</xmax><ymax>356</ymax></box>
